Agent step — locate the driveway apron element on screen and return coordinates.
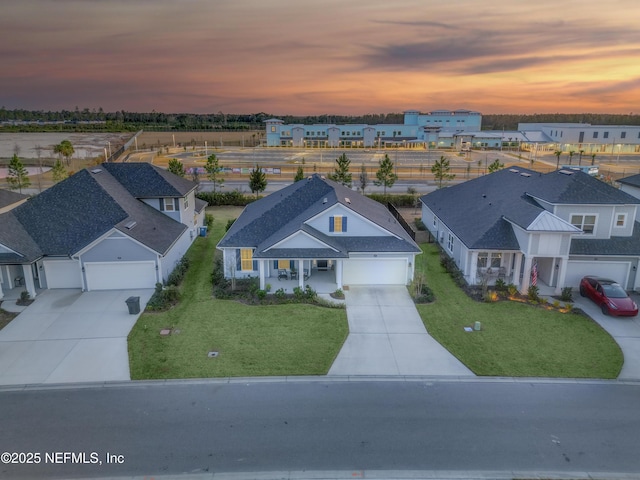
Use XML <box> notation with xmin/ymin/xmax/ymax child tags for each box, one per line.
<box><xmin>328</xmin><ymin>286</ymin><xmax>474</xmax><ymax>376</ymax></box>
<box><xmin>0</xmin><ymin>289</ymin><xmax>153</xmax><ymax>385</ymax></box>
<box><xmin>572</xmin><ymin>294</ymin><xmax>640</xmax><ymax>380</ymax></box>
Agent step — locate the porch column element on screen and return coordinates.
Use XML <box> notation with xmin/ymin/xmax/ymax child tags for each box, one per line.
<box><xmin>520</xmin><ymin>255</ymin><xmax>532</xmax><ymax>295</ymax></box>
<box><xmin>555</xmin><ymin>258</ymin><xmax>568</xmax><ymax>295</ymax></box>
<box><xmin>259</xmin><ymin>260</ymin><xmax>266</xmax><ymax>290</ymax></box>
<box><xmin>335</xmin><ymin>260</ymin><xmax>343</xmax><ymax>289</ymax></box>
<box><xmin>512</xmin><ymin>252</ymin><xmax>523</xmax><ymax>288</ymax></box>
<box><xmin>470</xmin><ymin>251</ymin><xmax>478</xmax><ymax>284</ymax></box>
<box><xmin>0</xmin><ymin>272</ymin><xmax>4</xmax><ymax>300</ymax></box>
<box><xmin>22</xmin><ymin>265</ymin><xmax>37</xmax><ymax>299</ymax></box>
<box><xmin>298</xmin><ymin>260</ymin><xmax>304</xmax><ymax>289</ymax></box>
<box><xmin>5</xmin><ymin>265</ymin><xmax>14</xmax><ymax>289</ymax></box>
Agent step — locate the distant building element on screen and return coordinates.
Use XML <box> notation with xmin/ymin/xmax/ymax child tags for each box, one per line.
<box><xmin>265</xmin><ymin>109</ymin><xmax>482</xmax><ymax>148</ymax></box>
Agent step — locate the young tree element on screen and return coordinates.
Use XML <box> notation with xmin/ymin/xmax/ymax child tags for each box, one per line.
<box><xmin>53</xmin><ymin>140</ymin><xmax>75</xmax><ymax>166</ymax></box>
<box><xmin>358</xmin><ymin>163</ymin><xmax>369</xmax><ymax>194</ymax></box>
<box><xmin>553</xmin><ymin>149</ymin><xmax>563</xmax><ymax>170</ymax></box>
<box><xmin>204</xmin><ymin>153</ymin><xmax>224</xmax><ymax>192</ymax></box>
<box><xmin>374</xmin><ymin>154</ymin><xmax>398</xmax><ymax>195</ymax></box>
<box><xmin>51</xmin><ymin>159</ymin><xmax>69</xmax><ymax>183</ymax></box>
<box><xmin>487</xmin><ymin>159</ymin><xmax>504</xmax><ymax>173</ymax></box>
<box><xmin>168</xmin><ymin>158</ymin><xmax>186</xmax><ymax>177</ymax></box>
<box><xmin>568</xmin><ymin>150</ymin><xmax>575</xmax><ymax>165</ymax></box>
<box><xmin>591</xmin><ymin>153</ymin><xmax>597</xmax><ymax>165</ymax></box>
<box><xmin>431</xmin><ymin>156</ymin><xmax>455</xmax><ymax>188</ymax></box>
<box><xmin>249</xmin><ymin>164</ymin><xmax>267</xmax><ymax>198</ymax></box>
<box><xmin>328</xmin><ymin>153</ymin><xmax>352</xmax><ymax>186</ymax></box>
<box><xmin>7</xmin><ymin>154</ymin><xmax>31</xmax><ymax>193</ymax></box>
<box><xmin>294</xmin><ymin>165</ymin><xmax>305</xmax><ymax>182</ymax></box>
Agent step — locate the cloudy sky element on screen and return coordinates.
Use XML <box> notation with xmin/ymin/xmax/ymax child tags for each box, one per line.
<box><xmin>2</xmin><ymin>0</ymin><xmax>640</xmax><ymax>115</ymax></box>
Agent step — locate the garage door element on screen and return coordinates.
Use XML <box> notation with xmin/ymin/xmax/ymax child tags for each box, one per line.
<box><xmin>342</xmin><ymin>258</ymin><xmax>407</xmax><ymax>285</ymax></box>
<box><xmin>85</xmin><ymin>261</ymin><xmax>157</xmax><ymax>290</ymax></box>
<box><xmin>43</xmin><ymin>259</ymin><xmax>82</xmax><ymax>288</ymax></box>
<box><xmin>566</xmin><ymin>261</ymin><xmax>630</xmax><ymax>288</ymax></box>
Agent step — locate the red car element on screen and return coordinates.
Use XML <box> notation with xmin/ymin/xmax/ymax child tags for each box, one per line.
<box><xmin>579</xmin><ymin>276</ymin><xmax>638</xmax><ymax>317</ymax></box>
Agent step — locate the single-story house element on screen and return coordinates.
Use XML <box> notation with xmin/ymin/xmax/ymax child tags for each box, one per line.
<box><xmin>0</xmin><ymin>162</ymin><xmax>207</xmax><ymax>299</ymax></box>
<box><xmin>217</xmin><ymin>174</ymin><xmax>421</xmax><ymax>292</ymax></box>
<box><xmin>421</xmin><ymin>167</ymin><xmax>640</xmax><ymax>294</ymax></box>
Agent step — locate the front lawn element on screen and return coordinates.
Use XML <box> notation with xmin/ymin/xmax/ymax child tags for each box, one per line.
<box><xmin>128</xmin><ymin>206</ymin><xmax>348</xmax><ymax>379</ymax></box>
<box><xmin>415</xmin><ymin>243</ymin><xmax>623</xmax><ymax>378</ymax></box>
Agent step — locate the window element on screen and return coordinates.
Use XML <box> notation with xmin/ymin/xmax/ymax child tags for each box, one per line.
<box><xmin>604</xmin><ymin>132</ymin><xmax>609</xmax><ymax>139</ymax></box>
<box><xmin>490</xmin><ymin>253</ymin><xmax>502</xmax><ymax>268</ymax></box>
<box><xmin>621</xmin><ymin>132</ymin><xmax>627</xmax><ymax>139</ymax></box>
<box><xmin>329</xmin><ymin>215</ymin><xmax>347</xmax><ymax>232</ymax></box>
<box><xmin>271</xmin><ymin>126</ymin><xmax>276</xmax><ymax>132</ymax></box>
<box><xmin>433</xmin><ymin>217</ymin><xmax>437</xmax><ymax>228</ymax></box>
<box><xmin>593</xmin><ymin>132</ymin><xmax>598</xmax><ymax>139</ymax></box>
<box><xmin>571</xmin><ymin>214</ymin><xmax>596</xmax><ymax>234</ymax></box>
<box><xmin>184</xmin><ymin>196</ymin><xmax>189</xmax><ymax>209</ymax></box>
<box><xmin>240</xmin><ymin>249</ymin><xmax>254</xmax><ymax>271</ymax></box>
<box><xmin>477</xmin><ymin>252</ymin><xmax>488</xmax><ymax>268</ymax></box>
<box><xmin>160</xmin><ymin>198</ymin><xmax>179</xmax><ymax>212</ymax></box>
<box><xmin>615</xmin><ymin>213</ymin><xmax>626</xmax><ymax>228</ymax></box>
<box><xmin>447</xmin><ymin>233</ymin><xmax>454</xmax><ymax>252</ymax></box>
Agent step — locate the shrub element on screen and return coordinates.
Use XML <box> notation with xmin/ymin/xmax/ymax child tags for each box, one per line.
<box><xmin>304</xmin><ymin>285</ymin><xmax>317</xmax><ymax>299</ymax></box>
<box><xmin>196</xmin><ymin>191</ymin><xmax>258</xmax><ymax>207</ymax></box>
<box><xmin>415</xmin><ymin>284</ymin><xmax>435</xmax><ymax>303</ymax></box>
<box><xmin>332</xmin><ymin>288</ymin><xmax>345</xmax><ymax>299</ymax></box>
<box><xmin>265</xmin><ymin>283</ymin><xmax>272</xmax><ymax>292</ymax></box>
<box><xmin>256</xmin><ymin>289</ymin><xmax>267</xmax><ymax>300</ymax></box>
<box><xmin>494</xmin><ymin>278</ymin><xmax>507</xmax><ymax>292</ymax></box>
<box><xmin>528</xmin><ymin>285</ymin><xmax>540</xmax><ymax>302</ymax></box>
<box><xmin>225</xmin><ymin>218</ymin><xmax>236</xmax><ymax>232</ymax></box>
<box><xmin>366</xmin><ymin>193</ymin><xmax>416</xmax><ymax>207</ymax></box>
<box><xmin>204</xmin><ymin>213</ymin><xmax>214</xmax><ymax>228</ymax></box>
<box><xmin>274</xmin><ymin>288</ymin><xmax>286</xmax><ymax>299</ymax></box>
<box><xmin>507</xmin><ymin>284</ymin><xmax>518</xmax><ymax>296</ymax></box>
<box><xmin>553</xmin><ymin>300</ymin><xmax>561</xmax><ymax>309</ymax></box>
<box><xmin>293</xmin><ymin>286</ymin><xmax>305</xmax><ymax>300</ymax></box>
<box><xmin>414</xmin><ymin>218</ymin><xmax>427</xmax><ymax>231</ymax></box>
<box><xmin>146</xmin><ymin>285</ymin><xmax>181</xmax><ymax>311</ymax></box>
<box><xmin>167</xmin><ymin>256</ymin><xmax>190</xmax><ymax>286</ymax></box>
<box><xmin>560</xmin><ymin>286</ymin><xmax>573</xmax><ymax>302</ymax></box>
<box><xmin>20</xmin><ymin>290</ymin><xmax>30</xmax><ymax>301</ymax></box>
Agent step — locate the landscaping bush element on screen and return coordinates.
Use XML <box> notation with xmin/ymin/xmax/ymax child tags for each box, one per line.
<box><xmin>414</xmin><ymin>218</ymin><xmax>427</xmax><ymax>231</ymax></box>
<box><xmin>528</xmin><ymin>285</ymin><xmax>540</xmax><ymax>302</ymax></box>
<box><xmin>560</xmin><ymin>286</ymin><xmax>573</xmax><ymax>302</ymax></box>
<box><xmin>167</xmin><ymin>256</ymin><xmax>190</xmax><ymax>286</ymax></box>
<box><xmin>494</xmin><ymin>278</ymin><xmax>507</xmax><ymax>292</ymax></box>
<box><xmin>146</xmin><ymin>285</ymin><xmax>181</xmax><ymax>311</ymax></box>
<box><xmin>366</xmin><ymin>193</ymin><xmax>417</xmax><ymax>207</ymax></box>
<box><xmin>225</xmin><ymin>218</ymin><xmax>236</xmax><ymax>231</ymax></box>
<box><xmin>196</xmin><ymin>191</ymin><xmax>258</xmax><ymax>206</ymax></box>
<box><xmin>204</xmin><ymin>213</ymin><xmax>214</xmax><ymax>228</ymax></box>
<box><xmin>415</xmin><ymin>284</ymin><xmax>435</xmax><ymax>303</ymax></box>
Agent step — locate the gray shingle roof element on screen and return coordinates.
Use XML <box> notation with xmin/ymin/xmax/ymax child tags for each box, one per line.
<box><xmin>102</xmin><ymin>162</ymin><xmax>197</xmax><ymax>197</ymax></box>
<box><xmin>570</xmin><ymin>221</ymin><xmax>640</xmax><ymax>256</ymax></box>
<box><xmin>0</xmin><ymin>164</ymin><xmax>191</xmax><ymax>264</ymax></box>
<box><xmin>0</xmin><ymin>189</ymin><xmax>28</xmax><ymax>210</ymax></box>
<box><xmin>219</xmin><ymin>174</ymin><xmax>420</xmax><ymax>255</ymax></box>
<box><xmin>617</xmin><ymin>174</ymin><xmax>640</xmax><ymax>188</ymax></box>
<box><xmin>421</xmin><ymin>168</ymin><xmax>640</xmax><ymax>250</ymax></box>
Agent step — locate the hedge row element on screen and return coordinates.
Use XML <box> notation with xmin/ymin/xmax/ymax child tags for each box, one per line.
<box><xmin>196</xmin><ymin>191</ymin><xmax>258</xmax><ymax>206</ymax></box>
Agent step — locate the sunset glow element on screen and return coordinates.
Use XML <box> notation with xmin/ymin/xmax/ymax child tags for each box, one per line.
<box><xmin>3</xmin><ymin>0</ymin><xmax>640</xmax><ymax>115</ymax></box>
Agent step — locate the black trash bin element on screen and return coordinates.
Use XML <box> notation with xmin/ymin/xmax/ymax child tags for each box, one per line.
<box><xmin>125</xmin><ymin>296</ymin><xmax>140</xmax><ymax>315</ymax></box>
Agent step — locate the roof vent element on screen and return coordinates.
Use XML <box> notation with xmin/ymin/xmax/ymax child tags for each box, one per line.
<box><xmin>558</xmin><ymin>170</ymin><xmax>574</xmax><ymax>175</ymax></box>
<box><xmin>509</xmin><ymin>169</ymin><xmax>519</xmax><ymax>173</ymax></box>
<box><xmin>91</xmin><ymin>168</ymin><xmax>102</xmax><ymax>174</ymax></box>
<box><xmin>323</xmin><ymin>198</ymin><xmax>327</xmax><ymax>204</ymax></box>
<box><xmin>124</xmin><ymin>221</ymin><xmax>137</xmax><ymax>230</ymax></box>
<box><xmin>345</xmin><ymin>197</ymin><xmax>351</xmax><ymax>204</ymax></box>
<box><xmin>520</xmin><ymin>173</ymin><xmax>531</xmax><ymax>177</ymax></box>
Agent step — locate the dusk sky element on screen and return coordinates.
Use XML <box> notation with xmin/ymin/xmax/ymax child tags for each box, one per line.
<box><xmin>3</xmin><ymin>0</ymin><xmax>640</xmax><ymax>115</ymax></box>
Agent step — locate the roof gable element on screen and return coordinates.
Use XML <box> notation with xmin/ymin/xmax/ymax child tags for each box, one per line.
<box><xmin>101</xmin><ymin>162</ymin><xmax>196</xmax><ymax>197</ymax></box>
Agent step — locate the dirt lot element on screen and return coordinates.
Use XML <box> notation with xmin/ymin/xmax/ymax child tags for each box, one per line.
<box><xmin>136</xmin><ymin>131</ymin><xmax>262</xmax><ymax>149</ymax></box>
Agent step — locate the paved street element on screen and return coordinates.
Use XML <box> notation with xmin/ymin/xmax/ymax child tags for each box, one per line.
<box><xmin>1</xmin><ymin>379</ymin><xmax>640</xmax><ymax>479</ymax></box>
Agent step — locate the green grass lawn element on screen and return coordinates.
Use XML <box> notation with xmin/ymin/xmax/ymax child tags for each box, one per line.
<box><xmin>415</xmin><ymin>243</ymin><xmax>623</xmax><ymax>378</ymax></box>
<box><xmin>128</xmin><ymin>206</ymin><xmax>348</xmax><ymax>379</ymax></box>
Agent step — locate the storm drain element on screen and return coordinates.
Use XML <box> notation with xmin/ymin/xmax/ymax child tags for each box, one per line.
<box><xmin>208</xmin><ymin>351</ymin><xmax>219</xmax><ymax>358</ymax></box>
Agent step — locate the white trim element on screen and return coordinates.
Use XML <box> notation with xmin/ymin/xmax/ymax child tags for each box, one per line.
<box><xmin>265</xmin><ymin>230</ymin><xmax>339</xmax><ymax>252</ymax></box>
<box><xmin>0</xmin><ymin>242</ymin><xmax>23</xmax><ymax>257</ymax></box>
<box><xmin>613</xmin><ymin>212</ymin><xmax>627</xmax><ymax>229</ymax></box>
<box><xmin>73</xmin><ymin>227</ymin><xmax>160</xmax><ymax>257</ymax></box>
<box><xmin>569</xmin><ymin>212</ymin><xmax>598</xmax><ymax>235</ymax></box>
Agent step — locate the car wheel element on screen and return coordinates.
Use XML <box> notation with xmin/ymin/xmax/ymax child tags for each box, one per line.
<box><xmin>601</xmin><ymin>304</ymin><xmax>609</xmax><ymax>316</ymax></box>
<box><xmin>580</xmin><ymin>286</ymin><xmax>586</xmax><ymax>297</ymax></box>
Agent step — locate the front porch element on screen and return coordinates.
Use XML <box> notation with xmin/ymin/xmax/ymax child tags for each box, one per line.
<box><xmin>266</xmin><ymin>268</ymin><xmax>338</xmax><ymax>294</ymax></box>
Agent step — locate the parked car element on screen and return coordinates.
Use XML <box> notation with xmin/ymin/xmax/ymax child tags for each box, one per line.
<box><xmin>579</xmin><ymin>276</ymin><xmax>638</xmax><ymax>317</ymax></box>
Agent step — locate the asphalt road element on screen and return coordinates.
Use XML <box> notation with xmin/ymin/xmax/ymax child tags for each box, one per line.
<box><xmin>1</xmin><ymin>379</ymin><xmax>639</xmax><ymax>479</ymax></box>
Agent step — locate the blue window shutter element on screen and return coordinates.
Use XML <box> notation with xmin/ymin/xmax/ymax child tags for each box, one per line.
<box><xmin>236</xmin><ymin>249</ymin><xmax>241</xmax><ymax>271</ymax></box>
<box><xmin>329</xmin><ymin>216</ymin><xmax>335</xmax><ymax>232</ymax></box>
<box><xmin>174</xmin><ymin>198</ymin><xmax>180</xmax><ymax>210</ymax></box>
<box><xmin>343</xmin><ymin>216</ymin><xmax>347</xmax><ymax>232</ymax></box>
<box><xmin>290</xmin><ymin>260</ymin><xmax>295</xmax><ymax>269</ymax></box>
<box><xmin>159</xmin><ymin>198</ymin><xmax>165</xmax><ymax>211</ymax></box>
<box><xmin>273</xmin><ymin>260</ymin><xmax>278</xmax><ymax>269</ymax></box>
<box><xmin>253</xmin><ymin>260</ymin><xmax>258</xmax><ymax>271</ymax></box>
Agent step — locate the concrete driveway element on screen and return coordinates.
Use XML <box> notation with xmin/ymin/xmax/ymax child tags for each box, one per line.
<box><xmin>328</xmin><ymin>286</ymin><xmax>474</xmax><ymax>376</ymax></box>
<box><xmin>572</xmin><ymin>293</ymin><xmax>640</xmax><ymax>380</ymax></box>
<box><xmin>0</xmin><ymin>289</ymin><xmax>153</xmax><ymax>385</ymax></box>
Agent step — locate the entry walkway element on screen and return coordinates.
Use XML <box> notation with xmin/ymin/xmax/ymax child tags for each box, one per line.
<box><xmin>328</xmin><ymin>286</ymin><xmax>474</xmax><ymax>376</ymax></box>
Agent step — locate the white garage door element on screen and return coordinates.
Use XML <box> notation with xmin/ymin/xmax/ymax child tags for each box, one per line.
<box><xmin>566</xmin><ymin>261</ymin><xmax>630</xmax><ymax>288</ymax></box>
<box><xmin>43</xmin><ymin>259</ymin><xmax>82</xmax><ymax>288</ymax></box>
<box><xmin>343</xmin><ymin>258</ymin><xmax>407</xmax><ymax>285</ymax></box>
<box><xmin>85</xmin><ymin>261</ymin><xmax>157</xmax><ymax>290</ymax></box>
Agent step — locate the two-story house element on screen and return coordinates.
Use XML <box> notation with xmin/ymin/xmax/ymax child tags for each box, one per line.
<box><xmin>0</xmin><ymin>163</ymin><xmax>206</xmax><ymax>299</ymax></box>
<box><xmin>217</xmin><ymin>174</ymin><xmax>421</xmax><ymax>292</ymax></box>
<box><xmin>421</xmin><ymin>168</ymin><xmax>640</xmax><ymax>294</ymax></box>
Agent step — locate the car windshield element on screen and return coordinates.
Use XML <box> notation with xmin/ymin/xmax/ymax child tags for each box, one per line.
<box><xmin>601</xmin><ymin>283</ymin><xmax>628</xmax><ymax>298</ymax></box>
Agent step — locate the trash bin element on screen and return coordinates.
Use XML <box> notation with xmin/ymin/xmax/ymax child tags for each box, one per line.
<box><xmin>200</xmin><ymin>226</ymin><xmax>208</xmax><ymax>237</ymax></box>
<box><xmin>125</xmin><ymin>296</ymin><xmax>140</xmax><ymax>315</ymax></box>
